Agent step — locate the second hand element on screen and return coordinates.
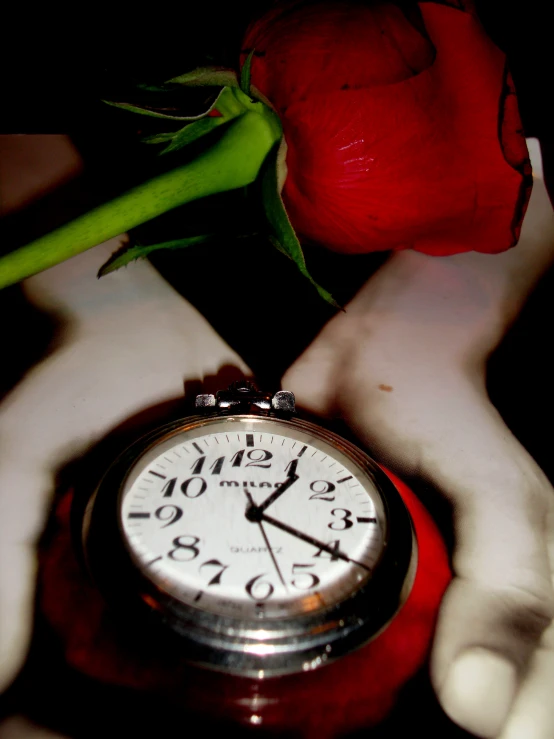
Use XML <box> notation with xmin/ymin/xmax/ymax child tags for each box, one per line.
<box><xmin>243</xmin><ymin>489</ymin><xmax>289</xmax><ymax>591</ymax></box>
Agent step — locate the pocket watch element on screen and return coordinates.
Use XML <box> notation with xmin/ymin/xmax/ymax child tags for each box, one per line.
<box><xmin>79</xmin><ymin>380</ymin><xmax>417</xmax><ymax>679</ymax></box>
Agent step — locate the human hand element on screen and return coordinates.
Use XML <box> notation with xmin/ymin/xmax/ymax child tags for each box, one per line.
<box><xmin>0</xmin><ymin>242</ymin><xmax>249</xmax><ymax>695</ymax></box>
<box><xmin>282</xmin><ymin>152</ymin><xmax>554</xmax><ymax>738</ymax></box>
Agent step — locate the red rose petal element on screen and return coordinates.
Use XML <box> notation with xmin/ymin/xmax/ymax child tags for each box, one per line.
<box><xmin>499</xmin><ymin>65</ymin><xmax>533</xmax><ymax>243</ymax></box>
<box><xmin>244</xmin><ymin>1</ymin><xmax>435</xmax><ymax>109</ymax></box>
<box><xmin>425</xmin><ymin>0</ymin><xmax>478</xmax><ymax>15</ymax></box>
<box><xmin>273</xmin><ymin>3</ymin><xmax>529</xmax><ymax>255</ymax></box>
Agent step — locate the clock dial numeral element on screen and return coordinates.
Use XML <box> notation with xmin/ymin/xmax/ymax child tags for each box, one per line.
<box><xmin>167</xmin><ymin>535</ymin><xmax>201</xmax><ymax>561</ymax></box>
<box><xmin>309</xmin><ymin>480</ymin><xmax>336</xmax><ymax>502</ymax></box>
<box><xmin>245</xmin><ymin>573</ymin><xmax>274</xmax><ymax>601</ymax></box>
<box><xmin>180</xmin><ymin>476</ymin><xmax>207</xmax><ymax>499</ymax></box>
<box><xmin>161</xmin><ymin>477</ymin><xmax>177</xmax><ymax>498</ymax></box>
<box><xmin>190</xmin><ymin>456</ymin><xmax>206</xmax><ymax>475</ymax></box>
<box><xmin>200</xmin><ymin>558</ymin><xmax>229</xmax><ymax>586</ymax></box>
<box><xmin>209</xmin><ymin>456</ymin><xmax>225</xmax><ymax>475</ymax></box>
<box><xmin>231</xmin><ymin>449</ymin><xmax>245</xmax><ymax>467</ymax></box>
<box><xmin>154</xmin><ymin>505</ymin><xmax>183</xmax><ymax>528</ymax></box>
<box><xmin>230</xmin><ymin>448</ymin><xmax>273</xmax><ymax>468</ymax></box>
<box><xmin>245</xmin><ymin>449</ymin><xmax>273</xmax><ymax>468</ymax></box>
<box><xmin>285</xmin><ymin>459</ymin><xmax>299</xmax><ymax>477</ymax></box>
<box><xmin>328</xmin><ymin>508</ymin><xmax>354</xmax><ymax>531</ymax></box>
<box><xmin>313</xmin><ymin>540</ymin><xmax>341</xmax><ymax>561</ymax></box>
<box><xmin>291</xmin><ymin>563</ymin><xmax>321</xmax><ymax>590</ymax></box>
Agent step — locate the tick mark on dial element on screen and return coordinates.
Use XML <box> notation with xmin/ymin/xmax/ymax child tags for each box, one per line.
<box><xmin>128</xmin><ymin>512</ymin><xmax>151</xmax><ymax>519</ymax></box>
<box><xmin>246</xmin><ymin>434</ymin><xmax>254</xmax><ymax>447</ymax></box>
<box><xmin>145</xmin><ymin>556</ymin><xmax>162</xmax><ymax>567</ymax></box>
<box><xmin>148</xmin><ymin>470</ymin><xmax>166</xmax><ymax>479</ymax></box>
<box><xmin>337</xmin><ymin>476</ymin><xmax>353</xmax><ymax>483</ymax></box>
<box><xmin>193</xmin><ymin>442</ymin><xmax>203</xmax><ymax>454</ymax></box>
<box><xmin>297</xmin><ymin>445</ymin><xmax>307</xmax><ymax>457</ymax></box>
<box><xmin>194</xmin><ymin>591</ymin><xmax>203</xmax><ymax>603</ymax></box>
<box><xmin>357</xmin><ymin>517</ymin><xmax>377</xmax><ymax>523</ymax></box>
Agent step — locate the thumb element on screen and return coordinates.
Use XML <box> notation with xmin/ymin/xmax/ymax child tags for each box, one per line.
<box><xmin>431</xmin><ymin>459</ymin><xmax>554</xmax><ymax>738</ymax></box>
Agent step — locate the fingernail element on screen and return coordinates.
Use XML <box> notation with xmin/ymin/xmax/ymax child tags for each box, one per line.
<box><xmin>440</xmin><ymin>648</ymin><xmax>517</xmax><ymax>739</ymax></box>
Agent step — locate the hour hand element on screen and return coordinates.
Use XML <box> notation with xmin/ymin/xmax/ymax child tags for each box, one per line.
<box><xmin>256</xmin><ymin>473</ymin><xmax>299</xmax><ymax>514</ymax></box>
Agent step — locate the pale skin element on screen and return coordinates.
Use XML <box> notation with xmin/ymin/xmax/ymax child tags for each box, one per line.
<box><xmin>1</xmin><ymin>136</ymin><xmax>554</xmax><ymax>738</ymax></box>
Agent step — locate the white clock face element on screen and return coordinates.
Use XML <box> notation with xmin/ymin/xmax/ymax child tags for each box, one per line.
<box><xmin>120</xmin><ymin>417</ymin><xmax>386</xmax><ymax>620</ymax></box>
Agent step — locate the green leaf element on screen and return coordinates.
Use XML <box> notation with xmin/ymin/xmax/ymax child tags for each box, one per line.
<box><xmin>103</xmin><ymin>100</ymin><xmax>192</xmax><ymax>120</ymax></box>
<box><xmin>260</xmin><ymin>144</ymin><xmax>341</xmax><ymax>309</ymax></box>
<box><xmin>240</xmin><ymin>49</ymin><xmax>255</xmax><ymax>96</ymax></box>
<box><xmin>103</xmin><ymin>86</ymin><xmax>237</xmax><ymax>122</ymax></box>
<box><xmin>166</xmin><ymin>65</ymin><xmax>274</xmax><ymax>110</ymax></box>
<box><xmin>98</xmin><ymin>235</ymin><xmax>214</xmax><ymax>276</ymax></box>
<box><xmin>167</xmin><ymin>66</ymin><xmax>239</xmax><ymax>88</ymax></box>
<box><xmin>158</xmin><ymin>117</ymin><xmax>232</xmax><ymax>155</ymax></box>
<box><xmin>135</xmin><ymin>82</ymin><xmax>174</xmax><ymax>93</ymax></box>
<box><xmin>139</xmin><ymin>87</ymin><xmax>249</xmax><ymax>155</ymax></box>
<box><xmin>141</xmin><ymin>131</ymin><xmax>177</xmax><ymax>145</ymax></box>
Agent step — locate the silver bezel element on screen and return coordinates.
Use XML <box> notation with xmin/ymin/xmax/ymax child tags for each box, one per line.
<box><xmin>82</xmin><ymin>413</ymin><xmax>417</xmax><ymax>678</ymax></box>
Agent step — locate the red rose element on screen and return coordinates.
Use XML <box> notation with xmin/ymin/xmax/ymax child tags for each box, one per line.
<box><xmin>243</xmin><ymin>0</ymin><xmax>532</xmax><ymax>255</ymax></box>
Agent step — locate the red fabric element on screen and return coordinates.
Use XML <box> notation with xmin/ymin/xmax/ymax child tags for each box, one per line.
<box><xmin>243</xmin><ymin>1</ymin><xmax>532</xmax><ymax>255</ymax></box>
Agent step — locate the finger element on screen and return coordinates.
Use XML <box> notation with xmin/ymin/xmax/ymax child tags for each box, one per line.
<box><xmin>498</xmin><ymin>622</ymin><xmax>554</xmax><ymax>739</ymax></box>
<box><xmin>498</xmin><ymin>514</ymin><xmax>554</xmax><ymax>739</ymax></box>
<box><xmin>430</xmin><ymin>449</ymin><xmax>554</xmax><ymax>738</ymax></box>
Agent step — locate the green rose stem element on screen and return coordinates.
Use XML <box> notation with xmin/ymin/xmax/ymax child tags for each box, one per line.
<box><xmin>0</xmin><ymin>108</ymin><xmax>281</xmax><ymax>290</ymax></box>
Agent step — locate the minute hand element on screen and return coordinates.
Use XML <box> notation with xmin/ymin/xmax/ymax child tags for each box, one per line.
<box><xmin>257</xmin><ymin>473</ymin><xmax>299</xmax><ymax>514</ymax></box>
<box><xmin>260</xmin><ymin>512</ymin><xmax>371</xmax><ymax>572</ymax></box>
